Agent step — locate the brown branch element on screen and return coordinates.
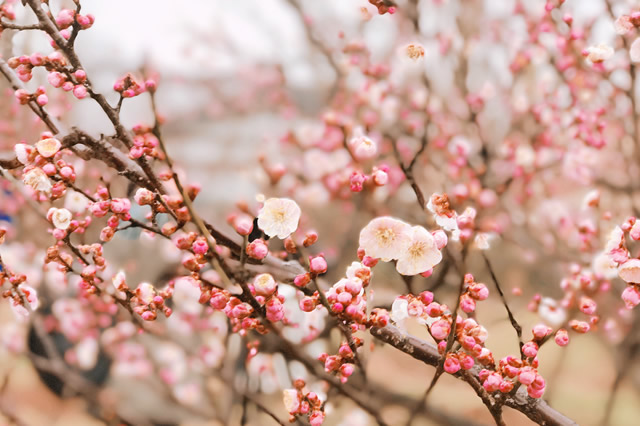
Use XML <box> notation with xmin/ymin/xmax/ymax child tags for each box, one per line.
<box><xmin>371</xmin><ymin>324</ymin><xmax>577</xmax><ymax>426</ymax></box>
<box><xmin>0</xmin><ymin>58</ymin><xmax>60</xmax><ymax>134</ymax></box>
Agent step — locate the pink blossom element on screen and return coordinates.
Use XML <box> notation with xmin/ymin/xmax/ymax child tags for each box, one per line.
<box><xmin>622</xmin><ymin>285</ymin><xmax>640</xmax><ymax>309</ymax></box>
<box><xmin>430</xmin><ymin>319</ymin><xmax>451</xmax><ymax>340</ymax></box>
<box><xmin>444</xmin><ymin>356</ymin><xmax>461</xmax><ymax>374</ymax></box>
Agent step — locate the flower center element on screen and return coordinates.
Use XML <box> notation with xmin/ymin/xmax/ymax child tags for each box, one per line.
<box><xmin>408</xmin><ymin>241</ymin><xmax>425</xmax><ymax>258</ymax></box>
<box><xmin>272</xmin><ymin>209</ymin><xmax>285</xmax><ymax>223</ymax></box>
<box><xmin>376</xmin><ymin>227</ymin><xmax>395</xmax><ymax>245</ymax></box>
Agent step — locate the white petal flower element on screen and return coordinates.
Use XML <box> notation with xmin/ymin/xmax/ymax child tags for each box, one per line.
<box><xmin>615</xmin><ymin>15</ymin><xmax>634</xmax><ymax>35</ymax></box>
<box><xmin>257</xmin><ymin>198</ymin><xmax>301</xmax><ymax>239</ymax></box>
<box><xmin>76</xmin><ymin>337</ymin><xmax>98</xmax><ymax>370</ymax></box>
<box><xmin>585</xmin><ymin>44</ymin><xmax>614</xmax><ymax>63</ymax></box>
<box><xmin>348</xmin><ymin>128</ymin><xmax>378</xmax><ymax>160</ymax></box>
<box><xmin>592</xmin><ymin>252</ymin><xmax>619</xmax><ymax>279</ymax></box>
<box><xmin>359</xmin><ymin>216</ymin><xmax>411</xmax><ymax>261</ymax></box>
<box><xmin>619</xmin><ymin>259</ymin><xmax>640</xmax><ymax>283</ymax></box>
<box><xmin>391</xmin><ymin>297</ymin><xmax>409</xmax><ymax>331</ymax></box>
<box><xmin>605</xmin><ymin>226</ymin><xmax>624</xmax><ymax>253</ymax></box>
<box><xmin>283</xmin><ymin>389</ymin><xmax>300</xmax><ymax>413</ymax></box>
<box><xmin>35</xmin><ymin>137</ymin><xmax>61</xmax><ymax>158</ymax></box>
<box><xmin>51</xmin><ymin>208</ymin><xmax>72</xmax><ymax>230</ymax></box>
<box><xmin>538</xmin><ymin>298</ymin><xmax>566</xmax><ymax>328</ymax></box>
<box><xmin>65</xmin><ymin>191</ymin><xmax>89</xmax><ymax>213</ymax></box>
<box><xmin>426</xmin><ymin>193</ymin><xmax>458</xmax><ymax>232</ymax></box>
<box><xmin>14</xmin><ymin>143</ymin><xmax>32</xmax><ymax>165</ymax></box>
<box><xmin>395</xmin><ymin>226</ymin><xmax>442</xmax><ymax>275</ymax></box>
<box><xmin>23</xmin><ymin>167</ymin><xmax>52</xmax><ymax>193</ymax></box>
<box><xmin>474</xmin><ymin>232</ymin><xmax>495</xmax><ymax>250</ymax></box>
<box><xmin>136</xmin><ymin>282</ymin><xmax>156</xmax><ymax>305</ymax></box>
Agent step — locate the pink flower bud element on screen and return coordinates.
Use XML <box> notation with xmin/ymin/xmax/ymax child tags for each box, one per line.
<box><xmin>460</xmin><ymin>294</ymin><xmax>476</xmax><ymax>313</ymax></box>
<box><xmin>522</xmin><ymin>341</ymin><xmax>538</xmax><ymax>358</ymax></box>
<box><xmin>432</xmin><ymin>230</ymin><xmax>448</xmax><ymax>250</ymax></box>
<box><xmin>110</xmin><ymin>198</ymin><xmax>131</xmax><ymax>214</ymax></box>
<box><xmin>73</xmin><ymin>85</ymin><xmax>88</xmax><ymax>99</ymax></box>
<box><xmin>192</xmin><ymin>239</ymin><xmax>208</xmax><ymax>255</ymax></box>
<box><xmin>579</xmin><ymin>296</ymin><xmax>597</xmax><ymax>315</ymax></box>
<box><xmin>299</xmin><ymin>296</ymin><xmax>316</xmax><ymax>312</ymax></box>
<box><xmin>36</xmin><ymin>94</ymin><xmax>48</xmax><ymax>106</ymax></box>
<box><xmin>309</xmin><ymin>256</ymin><xmax>327</xmax><ymax>274</ymax></box>
<box><xmin>345</xmin><ymin>279</ymin><xmax>362</xmax><ymax>295</ymax></box>
<box><xmin>294</xmin><ymin>273</ymin><xmax>311</xmax><ymax>287</ymax></box>
<box><xmin>233</xmin><ymin>216</ymin><xmax>253</xmax><ymax>236</ymax></box>
<box><xmin>518</xmin><ymin>368</ymin><xmax>536</xmax><ymax>386</ymax></box>
<box><xmin>350</xmin><ymin>171</ymin><xmax>366</xmax><ymax>192</ymax></box>
<box><xmin>532</xmin><ymin>324</ymin><xmax>552</xmax><ymax>340</ymax></box>
<box><xmin>303</xmin><ymin>231</ymin><xmax>318</xmax><ymax>247</ymax></box>
<box><xmin>430</xmin><ymin>319</ymin><xmax>450</xmax><ymax>340</ymax></box>
<box><xmin>444</xmin><ymin>356</ymin><xmax>461</xmax><ymax>374</ymax></box>
<box><xmin>340</xmin><ymin>363</ymin><xmax>354</xmax><ymax>377</ymax></box>
<box><xmin>419</xmin><ymin>291</ymin><xmax>434</xmax><ymax>304</ymax></box>
<box><xmin>246</xmin><ymin>239</ymin><xmax>268</xmax><ymax>260</ymax></box>
<box><xmin>622</xmin><ymin>285</ymin><xmax>640</xmax><ymax>309</ymax></box>
<box><xmin>554</xmin><ymin>329</ymin><xmax>569</xmax><ymax>346</ymax></box>
<box><xmin>483</xmin><ymin>372</ymin><xmax>502</xmax><ymax>392</ymax></box>
<box><xmin>372</xmin><ymin>169</ymin><xmax>388</xmax><ymax>186</ymax></box>
<box><xmin>134</xmin><ymin>188</ymin><xmax>155</xmax><ymax>205</ymax></box>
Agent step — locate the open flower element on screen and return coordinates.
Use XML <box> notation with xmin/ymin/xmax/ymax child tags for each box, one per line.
<box><xmin>619</xmin><ymin>259</ymin><xmax>640</xmax><ymax>283</ymax></box>
<box><xmin>14</xmin><ymin>143</ymin><xmax>33</xmax><ymax>164</ymax></box>
<box><xmin>395</xmin><ymin>226</ymin><xmax>442</xmax><ymax>275</ymax></box>
<box><xmin>359</xmin><ymin>216</ymin><xmax>411</xmax><ymax>261</ymax></box>
<box><xmin>538</xmin><ymin>298</ymin><xmax>566</xmax><ymax>328</ymax></box>
<box><xmin>51</xmin><ymin>208</ymin><xmax>72</xmax><ymax>230</ymax></box>
<box><xmin>426</xmin><ymin>193</ymin><xmax>458</xmax><ymax>231</ymax></box>
<box><xmin>585</xmin><ymin>44</ymin><xmax>614</xmax><ymax>63</ymax></box>
<box><xmin>257</xmin><ymin>198</ymin><xmax>301</xmax><ymax>239</ymax></box>
<box><xmin>35</xmin><ymin>137</ymin><xmax>61</xmax><ymax>158</ymax></box>
<box><xmin>23</xmin><ymin>167</ymin><xmax>52</xmax><ymax>193</ymax></box>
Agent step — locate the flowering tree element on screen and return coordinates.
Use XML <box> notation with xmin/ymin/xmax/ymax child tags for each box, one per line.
<box><xmin>1</xmin><ymin>0</ymin><xmax>640</xmax><ymax>424</ymax></box>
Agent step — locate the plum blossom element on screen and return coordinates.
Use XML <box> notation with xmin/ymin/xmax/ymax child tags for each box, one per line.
<box><xmin>283</xmin><ymin>389</ymin><xmax>300</xmax><ymax>413</ymax></box>
<box><xmin>395</xmin><ymin>226</ymin><xmax>442</xmax><ymax>275</ymax></box>
<box><xmin>50</xmin><ymin>208</ymin><xmax>72</xmax><ymax>230</ymax></box>
<box><xmin>584</xmin><ymin>44</ymin><xmax>614</xmax><ymax>63</ymax></box>
<box><xmin>35</xmin><ymin>137</ymin><xmax>61</xmax><ymax>158</ymax></box>
<box><xmin>23</xmin><ymin>167</ymin><xmax>52</xmax><ymax>193</ymax></box>
<box><xmin>359</xmin><ymin>216</ymin><xmax>411</xmax><ymax>261</ymax></box>
<box><xmin>615</xmin><ymin>15</ymin><xmax>634</xmax><ymax>35</ymax></box>
<box><xmin>619</xmin><ymin>259</ymin><xmax>640</xmax><ymax>283</ymax></box>
<box><xmin>391</xmin><ymin>297</ymin><xmax>409</xmax><ymax>330</ymax></box>
<box><xmin>538</xmin><ymin>298</ymin><xmax>566</xmax><ymax>328</ymax></box>
<box><xmin>257</xmin><ymin>197</ymin><xmax>301</xmax><ymax>239</ymax></box>
<box><xmin>348</xmin><ymin>128</ymin><xmax>378</xmax><ymax>160</ymax></box>
<box><xmin>426</xmin><ymin>193</ymin><xmax>458</xmax><ymax>232</ymax></box>
<box><xmin>10</xmin><ymin>284</ymin><xmax>39</xmax><ymax>320</ymax></box>
<box><xmin>64</xmin><ymin>190</ymin><xmax>89</xmax><ymax>213</ymax></box>
<box><xmin>622</xmin><ymin>285</ymin><xmax>640</xmax><ymax>309</ymax></box>
<box><xmin>14</xmin><ymin>143</ymin><xmax>32</xmax><ymax>164</ymax></box>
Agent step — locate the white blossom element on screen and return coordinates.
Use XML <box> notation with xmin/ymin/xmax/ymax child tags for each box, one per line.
<box><xmin>257</xmin><ymin>198</ymin><xmax>301</xmax><ymax>239</ymax></box>
<box><xmin>359</xmin><ymin>216</ymin><xmax>411</xmax><ymax>261</ymax></box>
<box><xmin>51</xmin><ymin>208</ymin><xmax>72</xmax><ymax>230</ymax></box>
<box><xmin>395</xmin><ymin>226</ymin><xmax>442</xmax><ymax>275</ymax></box>
<box><xmin>23</xmin><ymin>167</ymin><xmax>52</xmax><ymax>193</ymax></box>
